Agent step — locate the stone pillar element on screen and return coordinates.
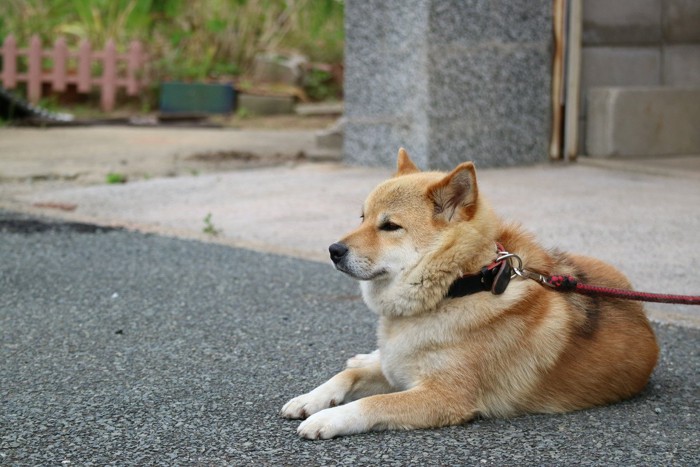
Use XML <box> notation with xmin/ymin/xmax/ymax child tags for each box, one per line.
<box><xmin>344</xmin><ymin>0</ymin><xmax>431</xmax><ymax>168</ymax></box>
<box><xmin>344</xmin><ymin>0</ymin><xmax>552</xmax><ymax>169</ymax></box>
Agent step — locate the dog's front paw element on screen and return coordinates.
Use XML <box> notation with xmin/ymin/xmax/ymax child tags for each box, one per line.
<box><xmin>280</xmin><ymin>384</ymin><xmax>344</xmax><ymax>419</ymax></box>
<box><xmin>297</xmin><ymin>403</ymin><xmax>366</xmax><ymax>440</ymax></box>
<box><xmin>281</xmin><ymin>394</ymin><xmax>321</xmax><ymax>420</ymax></box>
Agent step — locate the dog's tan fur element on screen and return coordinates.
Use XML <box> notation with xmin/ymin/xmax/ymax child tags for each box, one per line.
<box><xmin>281</xmin><ymin>149</ymin><xmax>659</xmax><ymax>439</ymax></box>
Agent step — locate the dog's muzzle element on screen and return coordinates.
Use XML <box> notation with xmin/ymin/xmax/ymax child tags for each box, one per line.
<box><xmin>329</xmin><ymin>242</ymin><xmax>385</xmax><ymax>280</ymax></box>
<box><xmin>329</xmin><ymin>242</ymin><xmax>349</xmax><ymax>265</ymax></box>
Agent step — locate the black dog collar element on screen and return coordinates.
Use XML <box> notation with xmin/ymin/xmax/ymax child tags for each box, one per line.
<box><xmin>446</xmin><ymin>244</ymin><xmax>512</xmax><ymax>298</ymax></box>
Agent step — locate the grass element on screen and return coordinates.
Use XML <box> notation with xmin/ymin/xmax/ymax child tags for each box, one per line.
<box><xmin>236</xmin><ymin>106</ymin><xmax>250</xmax><ymax>119</ymax></box>
<box><xmin>106</xmin><ymin>172</ymin><xmax>127</xmax><ymax>184</ymax></box>
<box><xmin>0</xmin><ymin>0</ymin><xmax>345</xmax><ymax>83</ymax></box>
<box><xmin>202</xmin><ymin>213</ymin><xmax>221</xmax><ymax>236</ymax></box>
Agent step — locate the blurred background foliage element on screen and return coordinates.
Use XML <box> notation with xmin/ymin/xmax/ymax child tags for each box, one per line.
<box><xmin>0</xmin><ymin>0</ymin><xmax>345</xmax><ymax>82</ymax></box>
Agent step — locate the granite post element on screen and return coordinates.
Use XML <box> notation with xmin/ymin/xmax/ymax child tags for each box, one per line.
<box><xmin>344</xmin><ymin>0</ymin><xmax>552</xmax><ymax>169</ymax></box>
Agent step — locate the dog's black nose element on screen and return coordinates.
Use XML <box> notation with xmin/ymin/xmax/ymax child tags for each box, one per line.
<box><xmin>329</xmin><ymin>242</ymin><xmax>349</xmax><ymax>264</ymax></box>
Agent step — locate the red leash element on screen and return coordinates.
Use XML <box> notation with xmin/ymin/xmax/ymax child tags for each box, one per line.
<box><xmin>496</xmin><ymin>249</ymin><xmax>700</xmax><ymax>305</ymax></box>
<box><xmin>546</xmin><ymin>274</ymin><xmax>700</xmax><ymax>305</ymax></box>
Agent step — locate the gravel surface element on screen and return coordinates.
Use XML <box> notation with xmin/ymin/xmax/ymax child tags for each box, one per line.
<box><xmin>1</xmin><ymin>212</ymin><xmax>698</xmax><ymax>466</ymax></box>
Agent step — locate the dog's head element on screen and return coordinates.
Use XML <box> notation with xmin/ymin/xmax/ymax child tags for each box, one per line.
<box><xmin>330</xmin><ymin>148</ymin><xmax>493</xmax><ymax>283</ymax></box>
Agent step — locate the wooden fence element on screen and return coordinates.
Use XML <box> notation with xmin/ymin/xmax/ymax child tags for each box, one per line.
<box><xmin>1</xmin><ymin>34</ymin><xmax>147</xmax><ymax>112</ymax></box>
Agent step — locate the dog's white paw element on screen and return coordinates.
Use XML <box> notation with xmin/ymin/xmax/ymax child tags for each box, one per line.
<box><xmin>280</xmin><ymin>383</ymin><xmax>345</xmax><ymax>419</ymax></box>
<box><xmin>346</xmin><ymin>349</ymin><xmax>380</xmax><ymax>368</ymax></box>
<box><xmin>281</xmin><ymin>394</ymin><xmax>324</xmax><ymax>419</ymax></box>
<box><xmin>297</xmin><ymin>403</ymin><xmax>366</xmax><ymax>440</ymax></box>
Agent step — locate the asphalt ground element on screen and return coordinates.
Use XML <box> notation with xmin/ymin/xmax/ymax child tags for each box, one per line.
<box><xmin>1</xmin><ymin>211</ymin><xmax>698</xmax><ymax>466</ymax></box>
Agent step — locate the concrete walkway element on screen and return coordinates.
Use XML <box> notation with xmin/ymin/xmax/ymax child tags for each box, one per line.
<box><xmin>0</xmin><ymin>127</ymin><xmax>316</xmax><ymax>185</ymax></box>
<box><xmin>1</xmin><ymin>127</ymin><xmax>699</xmax><ymax>327</ymax></box>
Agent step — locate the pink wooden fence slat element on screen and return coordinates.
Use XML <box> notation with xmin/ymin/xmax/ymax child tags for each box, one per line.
<box><xmin>0</xmin><ymin>34</ymin><xmax>147</xmax><ymax>112</ymax></box>
<box><xmin>2</xmin><ymin>35</ymin><xmax>18</xmax><ymax>88</ymax></box>
<box><xmin>28</xmin><ymin>35</ymin><xmax>42</xmax><ymax>103</ymax></box>
<box><xmin>53</xmin><ymin>37</ymin><xmax>68</xmax><ymax>91</ymax></box>
<box><xmin>101</xmin><ymin>39</ymin><xmax>117</xmax><ymax>112</ymax></box>
<box><xmin>77</xmin><ymin>41</ymin><xmax>92</xmax><ymax>93</ymax></box>
<box><xmin>126</xmin><ymin>40</ymin><xmax>142</xmax><ymax>96</ymax></box>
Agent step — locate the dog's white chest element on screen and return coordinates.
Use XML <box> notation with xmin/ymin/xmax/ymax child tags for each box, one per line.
<box><xmin>378</xmin><ymin>316</ymin><xmax>448</xmax><ymax>391</ymax></box>
<box><xmin>380</xmin><ymin>347</ymin><xmax>416</xmax><ymax>391</ymax></box>
<box><xmin>379</xmin><ymin>341</ymin><xmax>417</xmax><ymax>391</ymax></box>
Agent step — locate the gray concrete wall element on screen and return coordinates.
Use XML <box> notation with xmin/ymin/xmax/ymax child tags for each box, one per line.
<box><xmin>425</xmin><ymin>0</ymin><xmax>552</xmax><ymax>168</ymax></box>
<box><xmin>344</xmin><ymin>0</ymin><xmax>552</xmax><ymax>170</ymax></box>
<box><xmin>581</xmin><ymin>0</ymin><xmax>700</xmax><ymax>155</ymax></box>
<box><xmin>586</xmin><ymin>87</ymin><xmax>700</xmax><ymax>157</ymax></box>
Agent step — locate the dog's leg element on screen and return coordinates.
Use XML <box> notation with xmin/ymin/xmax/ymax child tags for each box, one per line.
<box><xmin>297</xmin><ymin>383</ymin><xmax>475</xmax><ymax>440</ymax></box>
<box><xmin>345</xmin><ymin>349</ymin><xmax>380</xmax><ymax>369</ymax></box>
<box><xmin>280</xmin><ymin>362</ymin><xmax>392</xmax><ymax>420</ymax></box>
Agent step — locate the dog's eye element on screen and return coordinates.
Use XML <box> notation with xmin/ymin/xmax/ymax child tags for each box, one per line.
<box><xmin>379</xmin><ymin>221</ymin><xmax>402</xmax><ymax>232</ymax></box>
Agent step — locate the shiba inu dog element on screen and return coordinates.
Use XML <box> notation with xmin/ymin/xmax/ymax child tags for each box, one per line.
<box><xmin>281</xmin><ymin>148</ymin><xmax>659</xmax><ymax>440</ymax></box>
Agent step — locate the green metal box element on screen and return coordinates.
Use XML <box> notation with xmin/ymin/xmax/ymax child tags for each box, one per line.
<box><xmin>159</xmin><ymin>82</ymin><xmax>235</xmax><ymax>114</ymax></box>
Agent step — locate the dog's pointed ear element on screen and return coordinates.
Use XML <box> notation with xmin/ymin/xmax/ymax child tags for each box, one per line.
<box><xmin>395</xmin><ymin>148</ymin><xmax>420</xmax><ymax>176</ymax></box>
<box><xmin>427</xmin><ymin>162</ymin><xmax>478</xmax><ymax>221</ymax></box>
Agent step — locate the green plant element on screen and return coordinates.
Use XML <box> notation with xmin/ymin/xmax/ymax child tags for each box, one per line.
<box><xmin>106</xmin><ymin>172</ymin><xmax>127</xmax><ymax>184</ymax></box>
<box><xmin>279</xmin><ymin>0</ymin><xmax>345</xmax><ymax>64</ymax></box>
<box><xmin>303</xmin><ymin>68</ymin><xmax>337</xmax><ymax>101</ymax></box>
<box><xmin>0</xmin><ymin>0</ymin><xmax>152</xmax><ymax>48</ymax></box>
<box><xmin>56</xmin><ymin>0</ymin><xmax>153</xmax><ymax>46</ymax></box>
<box><xmin>0</xmin><ymin>0</ymin><xmax>345</xmax><ymax>107</ymax></box>
<box><xmin>236</xmin><ymin>106</ymin><xmax>250</xmax><ymax>119</ymax></box>
<box><xmin>202</xmin><ymin>212</ymin><xmax>221</xmax><ymax>236</ymax></box>
<box><xmin>38</xmin><ymin>95</ymin><xmax>60</xmax><ymax>112</ymax></box>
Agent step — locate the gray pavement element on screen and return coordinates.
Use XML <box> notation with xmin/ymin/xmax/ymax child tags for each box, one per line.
<box><xmin>0</xmin><ymin>127</ymin><xmax>316</xmax><ymax>185</ymax></box>
<box><xmin>1</xmin><ymin>216</ymin><xmax>698</xmax><ymax>465</ymax></box>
